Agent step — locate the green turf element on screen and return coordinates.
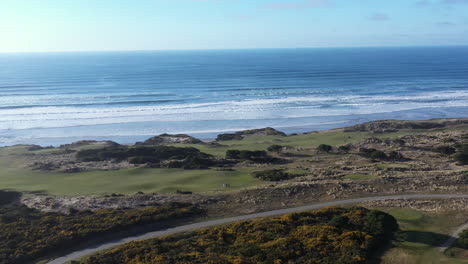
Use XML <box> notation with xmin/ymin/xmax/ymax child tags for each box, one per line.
<box><xmin>344</xmin><ymin>174</ymin><xmax>376</xmax><ymax>180</ymax></box>
<box><xmin>0</xmin><ymin>153</ymin><xmax>257</xmax><ymax>195</ymax></box>
<box><xmin>377</xmin><ymin>208</ymin><xmax>468</xmax><ymax>264</ymax></box>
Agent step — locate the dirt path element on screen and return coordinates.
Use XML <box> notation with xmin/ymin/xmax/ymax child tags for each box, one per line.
<box><xmin>46</xmin><ymin>194</ymin><xmax>468</xmax><ymax>264</ymax></box>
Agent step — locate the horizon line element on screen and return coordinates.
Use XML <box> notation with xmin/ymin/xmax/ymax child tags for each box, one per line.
<box><xmin>1</xmin><ymin>44</ymin><xmax>468</xmax><ymax>55</ymax></box>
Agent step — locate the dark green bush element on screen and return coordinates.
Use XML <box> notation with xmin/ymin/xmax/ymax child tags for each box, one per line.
<box><xmin>338</xmin><ymin>145</ymin><xmax>351</xmax><ymax>153</ymax></box>
<box><xmin>267</xmin><ymin>145</ymin><xmax>284</xmax><ymax>153</ymax></box>
<box><xmin>226</xmin><ymin>150</ymin><xmax>278</xmax><ymax>163</ymax></box>
<box><xmin>432</xmin><ymin>146</ymin><xmax>456</xmax><ymax>155</ymax></box>
<box><xmin>251</xmin><ymin>169</ymin><xmax>291</xmax><ymax>181</ymax></box>
<box><xmin>458</xmin><ymin>229</ymin><xmax>468</xmax><ymax>248</ymax></box>
<box><xmin>370</xmin><ymin>150</ymin><xmax>388</xmax><ymax>161</ymax></box>
<box><xmin>455</xmin><ymin>144</ymin><xmax>468</xmax><ymax>165</ymax></box>
<box><xmin>388</xmin><ymin>151</ymin><xmax>404</xmax><ymax>161</ymax></box>
<box><xmin>0</xmin><ymin>190</ymin><xmax>21</xmax><ymax>206</ymax></box>
<box><xmin>359</xmin><ymin>148</ymin><xmax>389</xmax><ymax>160</ymax></box>
<box><xmin>318</xmin><ymin>144</ymin><xmax>333</xmax><ymax>152</ymax></box>
<box><xmin>455</xmin><ymin>153</ymin><xmax>468</xmax><ymax>165</ymax></box>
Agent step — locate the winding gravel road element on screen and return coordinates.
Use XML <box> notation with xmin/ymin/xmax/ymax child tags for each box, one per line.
<box><xmin>46</xmin><ymin>194</ymin><xmax>468</xmax><ymax>264</ymax></box>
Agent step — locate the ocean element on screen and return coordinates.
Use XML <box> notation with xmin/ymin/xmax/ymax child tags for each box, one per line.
<box><xmin>0</xmin><ymin>46</ymin><xmax>468</xmax><ymax>146</ymax></box>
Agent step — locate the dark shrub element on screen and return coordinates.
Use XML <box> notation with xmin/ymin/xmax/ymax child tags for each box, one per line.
<box><xmin>226</xmin><ymin>149</ymin><xmax>241</xmax><ymax>159</ymax></box>
<box><xmin>267</xmin><ymin>145</ymin><xmax>283</xmax><ymax>153</ymax></box>
<box><xmin>359</xmin><ymin>148</ymin><xmax>389</xmax><ymax>160</ymax></box>
<box><xmin>239</xmin><ymin>150</ymin><xmax>268</xmax><ymax>160</ymax></box>
<box><xmin>388</xmin><ymin>151</ymin><xmax>404</xmax><ymax>161</ymax></box>
<box><xmin>370</xmin><ymin>150</ymin><xmax>388</xmax><ymax>161</ymax></box>
<box><xmin>338</xmin><ymin>145</ymin><xmax>351</xmax><ymax>153</ymax></box>
<box><xmin>251</xmin><ymin>169</ymin><xmax>291</xmax><ymax>181</ymax></box>
<box><xmin>0</xmin><ymin>190</ymin><xmax>21</xmax><ymax>206</ymax></box>
<box><xmin>216</xmin><ymin>133</ymin><xmax>243</xmax><ymax>141</ymax></box>
<box><xmin>226</xmin><ymin>149</ymin><xmax>277</xmax><ymax>163</ymax></box>
<box><xmin>458</xmin><ymin>229</ymin><xmax>468</xmax><ymax>248</ymax></box>
<box><xmin>432</xmin><ymin>146</ymin><xmax>456</xmax><ymax>155</ymax></box>
<box><xmin>455</xmin><ymin>144</ymin><xmax>468</xmax><ymax>165</ymax></box>
<box><xmin>129</xmin><ymin>156</ymin><xmax>159</xmax><ymax>164</ymax></box>
<box><xmin>455</xmin><ymin>153</ymin><xmax>468</xmax><ymax>165</ymax></box>
<box><xmin>359</xmin><ymin>147</ymin><xmax>377</xmax><ymax>157</ymax></box>
<box><xmin>363</xmin><ymin>210</ymin><xmax>399</xmax><ymax>241</ymax></box>
<box><xmin>318</xmin><ymin>144</ymin><xmax>332</xmax><ymax>152</ymax></box>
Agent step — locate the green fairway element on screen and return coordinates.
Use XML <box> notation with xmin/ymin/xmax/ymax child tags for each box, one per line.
<box><xmin>377</xmin><ymin>208</ymin><xmax>468</xmax><ymax>264</ymax></box>
<box><xmin>0</xmin><ymin>166</ymin><xmax>256</xmax><ymax>195</ymax></box>
<box><xmin>0</xmin><ymin>152</ymin><xmax>256</xmax><ymax>195</ymax></box>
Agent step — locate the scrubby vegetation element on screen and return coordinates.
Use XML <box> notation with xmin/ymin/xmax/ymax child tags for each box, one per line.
<box><xmin>225</xmin><ymin>149</ymin><xmax>280</xmax><ymax>163</ymax></box>
<box><xmin>77</xmin><ymin>146</ymin><xmax>218</xmax><ymax>169</ymax></box>
<box><xmin>81</xmin><ymin>207</ymin><xmax>398</xmax><ymax>264</ymax></box>
<box><xmin>359</xmin><ymin>148</ymin><xmax>404</xmax><ymax>161</ymax></box>
<box><xmin>457</xmin><ymin>229</ymin><xmax>468</xmax><ymax>248</ymax></box>
<box><xmin>318</xmin><ymin>144</ymin><xmax>333</xmax><ymax>152</ymax></box>
<box><xmin>251</xmin><ymin>169</ymin><xmax>292</xmax><ymax>181</ymax></box>
<box><xmin>0</xmin><ymin>203</ymin><xmax>202</xmax><ymax>264</ymax></box>
<box><xmin>432</xmin><ymin>145</ymin><xmax>456</xmax><ymax>155</ymax></box>
<box><xmin>454</xmin><ymin>144</ymin><xmax>468</xmax><ymax>165</ymax></box>
<box><xmin>0</xmin><ymin>190</ymin><xmax>20</xmax><ymax>206</ymax></box>
<box><xmin>267</xmin><ymin>144</ymin><xmax>284</xmax><ymax>153</ymax></box>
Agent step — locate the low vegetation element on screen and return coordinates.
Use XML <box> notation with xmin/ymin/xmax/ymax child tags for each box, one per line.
<box><xmin>359</xmin><ymin>148</ymin><xmax>404</xmax><ymax>161</ymax></box>
<box><xmin>251</xmin><ymin>169</ymin><xmax>292</xmax><ymax>181</ymax></box>
<box><xmin>0</xmin><ymin>202</ymin><xmax>202</xmax><ymax>264</ymax></box>
<box><xmin>457</xmin><ymin>229</ymin><xmax>468</xmax><ymax>248</ymax></box>
<box><xmin>225</xmin><ymin>149</ymin><xmax>280</xmax><ymax>163</ymax></box>
<box><xmin>318</xmin><ymin>144</ymin><xmax>333</xmax><ymax>152</ymax></box>
<box><xmin>77</xmin><ymin>146</ymin><xmax>220</xmax><ymax>169</ymax></box>
<box><xmin>0</xmin><ymin>190</ymin><xmax>20</xmax><ymax>206</ymax></box>
<box><xmin>81</xmin><ymin>207</ymin><xmax>398</xmax><ymax>264</ymax></box>
<box><xmin>454</xmin><ymin>144</ymin><xmax>468</xmax><ymax>165</ymax></box>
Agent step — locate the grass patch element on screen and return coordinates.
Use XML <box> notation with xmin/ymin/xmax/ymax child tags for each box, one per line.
<box><xmin>0</xmin><ymin>155</ymin><xmax>256</xmax><ymax>195</ymax></box>
<box><xmin>375</xmin><ymin>208</ymin><xmax>468</xmax><ymax>264</ymax></box>
<box><xmin>345</xmin><ymin>174</ymin><xmax>376</xmax><ymax>181</ymax></box>
<box><xmin>285</xmin><ymin>168</ymin><xmax>310</xmax><ymax>176</ymax></box>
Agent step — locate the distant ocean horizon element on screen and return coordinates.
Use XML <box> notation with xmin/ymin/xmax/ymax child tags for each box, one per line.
<box><xmin>1</xmin><ymin>46</ymin><xmax>468</xmax><ymax>146</ymax></box>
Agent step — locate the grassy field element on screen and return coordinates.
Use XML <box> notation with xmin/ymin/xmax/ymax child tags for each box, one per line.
<box><xmin>376</xmin><ymin>207</ymin><xmax>468</xmax><ymax>264</ymax></box>
<box><xmin>0</xmin><ymin>127</ymin><xmax>455</xmax><ymax>196</ymax></box>
<box><xmin>0</xmin><ymin>151</ymin><xmax>257</xmax><ymax>195</ymax></box>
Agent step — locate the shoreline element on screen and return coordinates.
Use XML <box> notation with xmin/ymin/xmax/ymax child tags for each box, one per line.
<box><xmin>1</xmin><ymin>116</ymin><xmax>467</xmax><ymax>148</ymax></box>
<box><xmin>3</xmin><ymin>106</ymin><xmax>468</xmax><ymax>147</ymax></box>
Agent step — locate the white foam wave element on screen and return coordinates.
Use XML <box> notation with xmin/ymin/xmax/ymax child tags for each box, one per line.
<box><xmin>0</xmin><ymin>89</ymin><xmax>467</xmax><ymax>130</ymax></box>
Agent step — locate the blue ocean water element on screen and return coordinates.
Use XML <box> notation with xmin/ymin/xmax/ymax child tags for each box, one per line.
<box><xmin>0</xmin><ymin>47</ymin><xmax>468</xmax><ymax>146</ymax></box>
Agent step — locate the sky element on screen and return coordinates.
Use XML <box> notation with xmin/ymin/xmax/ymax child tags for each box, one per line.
<box><xmin>0</xmin><ymin>0</ymin><xmax>467</xmax><ymax>52</ymax></box>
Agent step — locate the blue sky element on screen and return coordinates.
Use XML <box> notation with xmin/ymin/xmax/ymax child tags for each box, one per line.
<box><xmin>0</xmin><ymin>0</ymin><xmax>467</xmax><ymax>52</ymax></box>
